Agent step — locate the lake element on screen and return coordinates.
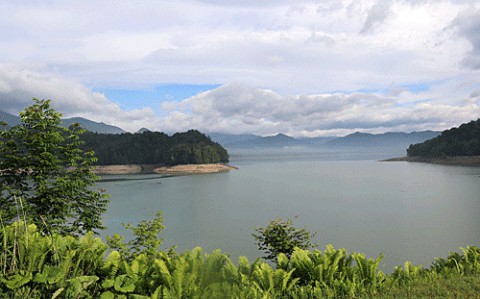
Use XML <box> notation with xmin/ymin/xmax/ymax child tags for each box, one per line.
<box><xmin>99</xmin><ymin>147</ymin><xmax>480</xmax><ymax>271</ymax></box>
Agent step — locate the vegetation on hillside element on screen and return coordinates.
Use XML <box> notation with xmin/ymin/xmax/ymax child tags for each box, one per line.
<box><xmin>80</xmin><ymin>130</ymin><xmax>229</xmax><ymax>166</ymax></box>
<box><xmin>407</xmin><ymin>118</ymin><xmax>480</xmax><ymax>157</ymax></box>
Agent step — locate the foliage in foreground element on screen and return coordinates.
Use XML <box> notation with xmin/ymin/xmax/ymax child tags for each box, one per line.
<box><xmin>253</xmin><ymin>218</ymin><xmax>317</xmax><ymax>263</ymax></box>
<box><xmin>1</xmin><ymin>221</ymin><xmax>480</xmax><ymax>298</ymax></box>
<box><xmin>0</xmin><ymin>98</ymin><xmax>108</xmax><ymax>235</ymax></box>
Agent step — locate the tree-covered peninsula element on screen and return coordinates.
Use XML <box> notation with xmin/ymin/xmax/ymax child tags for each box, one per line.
<box><xmin>79</xmin><ymin>129</ymin><xmax>229</xmax><ymax>166</ymax></box>
<box><xmin>407</xmin><ymin>118</ymin><xmax>480</xmax><ymax>157</ymax></box>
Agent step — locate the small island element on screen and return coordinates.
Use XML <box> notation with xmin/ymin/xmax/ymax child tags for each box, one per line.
<box><xmin>385</xmin><ymin>118</ymin><xmax>480</xmax><ymax>167</ymax></box>
<box><xmin>80</xmin><ymin>129</ymin><xmax>237</xmax><ymax>175</ymax></box>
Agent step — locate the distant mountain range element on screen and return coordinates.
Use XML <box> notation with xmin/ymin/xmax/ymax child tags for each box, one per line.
<box><xmin>208</xmin><ymin>131</ymin><xmax>440</xmax><ymax>149</ymax></box>
<box><xmin>0</xmin><ymin>110</ymin><xmax>125</xmax><ymax>134</ymax></box>
<box><xmin>2</xmin><ymin>109</ymin><xmax>441</xmax><ymax>150</ymax></box>
<box><xmin>60</xmin><ymin>117</ymin><xmax>125</xmax><ymax>134</ymax></box>
<box><xmin>0</xmin><ymin>110</ymin><xmax>21</xmax><ymax>127</ymax></box>
<box><xmin>325</xmin><ymin>131</ymin><xmax>440</xmax><ymax>148</ymax></box>
<box><xmin>208</xmin><ymin>133</ymin><xmax>311</xmax><ymax>148</ymax></box>
<box><xmin>208</xmin><ymin>133</ymin><xmax>334</xmax><ymax>148</ymax></box>
<box><xmin>136</xmin><ymin>127</ymin><xmax>152</xmax><ymax>133</ymax></box>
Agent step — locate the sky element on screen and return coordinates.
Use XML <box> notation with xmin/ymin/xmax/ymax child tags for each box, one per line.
<box><xmin>0</xmin><ymin>0</ymin><xmax>479</xmax><ymax>137</ymax></box>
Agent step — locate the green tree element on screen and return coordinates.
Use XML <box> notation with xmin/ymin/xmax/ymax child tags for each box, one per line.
<box><xmin>0</xmin><ymin>98</ymin><xmax>108</xmax><ymax>235</ymax></box>
<box><xmin>252</xmin><ymin>218</ymin><xmax>317</xmax><ymax>264</ymax></box>
<box><xmin>106</xmin><ymin>211</ymin><xmax>175</xmax><ymax>261</ymax></box>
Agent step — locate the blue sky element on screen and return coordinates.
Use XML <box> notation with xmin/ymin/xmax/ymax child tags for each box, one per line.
<box><xmin>94</xmin><ymin>84</ymin><xmax>220</xmax><ymax>115</ymax></box>
<box><xmin>96</xmin><ymin>82</ymin><xmax>435</xmax><ymax>117</ymax></box>
<box><xmin>0</xmin><ymin>0</ymin><xmax>479</xmax><ymax>136</ymax></box>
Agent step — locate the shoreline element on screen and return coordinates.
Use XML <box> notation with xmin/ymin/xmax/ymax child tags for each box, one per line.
<box><xmin>93</xmin><ymin>163</ymin><xmax>237</xmax><ymax>175</ymax></box>
<box><xmin>382</xmin><ymin>156</ymin><xmax>480</xmax><ymax>167</ymax></box>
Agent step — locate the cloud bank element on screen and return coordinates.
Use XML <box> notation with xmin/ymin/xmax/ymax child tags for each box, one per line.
<box><xmin>0</xmin><ymin>0</ymin><xmax>479</xmax><ymax>136</ymax></box>
<box><xmin>0</xmin><ymin>0</ymin><xmax>477</xmax><ymax>93</ymax></box>
<box><xmin>0</xmin><ymin>66</ymin><xmax>155</xmax><ymax>131</ymax></box>
<box><xmin>1</xmin><ymin>67</ymin><xmax>478</xmax><ymax>136</ymax></box>
<box><xmin>157</xmin><ymin>82</ymin><xmax>480</xmax><ymax>136</ymax></box>
<box><xmin>453</xmin><ymin>8</ymin><xmax>480</xmax><ymax>69</ymax></box>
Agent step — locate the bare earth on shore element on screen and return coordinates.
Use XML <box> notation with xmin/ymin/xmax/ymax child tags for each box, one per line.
<box><xmin>153</xmin><ymin>163</ymin><xmax>237</xmax><ymax>175</ymax></box>
<box><xmin>383</xmin><ymin>156</ymin><xmax>480</xmax><ymax>167</ymax></box>
<box><xmin>93</xmin><ymin>165</ymin><xmax>143</xmax><ymax>174</ymax></box>
<box><xmin>93</xmin><ymin>163</ymin><xmax>236</xmax><ymax>175</ymax></box>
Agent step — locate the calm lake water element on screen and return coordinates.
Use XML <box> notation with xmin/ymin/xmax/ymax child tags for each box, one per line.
<box><xmin>99</xmin><ymin>147</ymin><xmax>480</xmax><ymax>271</ymax></box>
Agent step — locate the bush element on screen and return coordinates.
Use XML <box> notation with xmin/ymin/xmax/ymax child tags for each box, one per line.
<box><xmin>252</xmin><ymin>218</ymin><xmax>317</xmax><ymax>263</ymax></box>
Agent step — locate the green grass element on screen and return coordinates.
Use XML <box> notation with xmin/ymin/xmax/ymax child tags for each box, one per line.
<box><xmin>372</xmin><ymin>275</ymin><xmax>480</xmax><ymax>299</ymax></box>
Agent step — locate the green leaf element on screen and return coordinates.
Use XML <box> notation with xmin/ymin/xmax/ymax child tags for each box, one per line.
<box><xmin>51</xmin><ymin>287</ymin><xmax>64</xmax><ymax>299</ymax></box>
<box><xmin>99</xmin><ymin>291</ymin><xmax>115</xmax><ymax>299</ymax></box>
<box><xmin>114</xmin><ymin>275</ymin><xmax>136</xmax><ymax>293</ymax></box>
<box><xmin>33</xmin><ymin>265</ymin><xmax>64</xmax><ymax>285</ymax></box>
<box><xmin>101</xmin><ymin>279</ymin><xmax>115</xmax><ymax>289</ymax></box>
<box><xmin>3</xmin><ymin>271</ymin><xmax>33</xmax><ymax>290</ymax></box>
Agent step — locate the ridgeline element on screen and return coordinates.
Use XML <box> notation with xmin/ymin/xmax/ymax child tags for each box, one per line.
<box><xmin>407</xmin><ymin>118</ymin><xmax>480</xmax><ymax>157</ymax></box>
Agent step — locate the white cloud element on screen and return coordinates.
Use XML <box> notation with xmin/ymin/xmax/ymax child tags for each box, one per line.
<box><xmin>152</xmin><ymin>82</ymin><xmax>480</xmax><ymax>136</ymax></box>
<box><xmin>0</xmin><ymin>0</ymin><xmax>479</xmax><ymax>136</ymax></box>
<box><xmin>0</xmin><ymin>0</ymin><xmax>476</xmax><ymax>93</ymax></box>
<box><xmin>1</xmin><ymin>67</ymin><xmax>478</xmax><ymax>136</ymax></box>
<box><xmin>452</xmin><ymin>8</ymin><xmax>480</xmax><ymax>69</ymax></box>
<box><xmin>360</xmin><ymin>0</ymin><xmax>393</xmax><ymax>34</ymax></box>
<box><xmin>0</xmin><ymin>66</ymin><xmax>155</xmax><ymax>131</ymax></box>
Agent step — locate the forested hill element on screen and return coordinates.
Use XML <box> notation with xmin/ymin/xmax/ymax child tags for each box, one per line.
<box><xmin>407</xmin><ymin>118</ymin><xmax>480</xmax><ymax>157</ymax></box>
<box><xmin>80</xmin><ymin>129</ymin><xmax>229</xmax><ymax>166</ymax></box>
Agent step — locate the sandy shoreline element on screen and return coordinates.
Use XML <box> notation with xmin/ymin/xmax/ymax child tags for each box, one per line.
<box><xmin>93</xmin><ymin>163</ymin><xmax>237</xmax><ymax>175</ymax></box>
<box><xmin>382</xmin><ymin>156</ymin><xmax>480</xmax><ymax>167</ymax></box>
<box><xmin>153</xmin><ymin>163</ymin><xmax>237</xmax><ymax>175</ymax></box>
<box><xmin>93</xmin><ymin>165</ymin><xmax>143</xmax><ymax>174</ymax></box>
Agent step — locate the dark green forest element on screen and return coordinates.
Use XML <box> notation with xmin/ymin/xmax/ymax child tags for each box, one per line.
<box><xmin>79</xmin><ymin>129</ymin><xmax>229</xmax><ymax>166</ymax></box>
<box><xmin>407</xmin><ymin>118</ymin><xmax>480</xmax><ymax>157</ymax></box>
